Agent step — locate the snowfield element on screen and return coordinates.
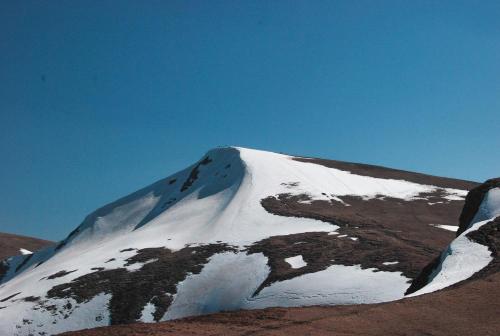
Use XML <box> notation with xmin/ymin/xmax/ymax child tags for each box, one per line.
<box><xmin>0</xmin><ymin>147</ymin><xmax>471</xmax><ymax>335</ymax></box>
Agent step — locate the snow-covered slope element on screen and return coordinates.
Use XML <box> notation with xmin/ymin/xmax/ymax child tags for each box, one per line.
<box><xmin>407</xmin><ymin>181</ymin><xmax>500</xmax><ymax>296</ymax></box>
<box><xmin>0</xmin><ymin>147</ymin><xmax>473</xmax><ymax>335</ymax></box>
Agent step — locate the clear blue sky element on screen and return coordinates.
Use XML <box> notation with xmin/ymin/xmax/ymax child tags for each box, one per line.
<box><xmin>1</xmin><ymin>1</ymin><xmax>499</xmax><ymax>240</ymax></box>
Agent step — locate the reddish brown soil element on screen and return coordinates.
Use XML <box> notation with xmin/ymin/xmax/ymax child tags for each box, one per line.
<box><xmin>0</xmin><ymin>232</ymin><xmax>53</xmax><ymax>260</ymax></box>
<box><xmin>60</xmin><ymin>271</ymin><xmax>500</xmax><ymax>336</ymax></box>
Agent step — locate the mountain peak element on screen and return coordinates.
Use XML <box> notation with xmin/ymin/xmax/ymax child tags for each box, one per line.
<box><xmin>0</xmin><ymin>148</ymin><xmax>481</xmax><ymax>335</ymax></box>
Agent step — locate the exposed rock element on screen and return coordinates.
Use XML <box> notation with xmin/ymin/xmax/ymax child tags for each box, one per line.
<box><xmin>457</xmin><ymin>178</ymin><xmax>500</xmax><ymax>235</ymax></box>
<box><xmin>180</xmin><ymin>156</ymin><xmax>212</xmax><ymax>192</ymax></box>
<box><xmin>47</xmin><ymin>270</ymin><xmax>78</xmax><ymax>280</ymax></box>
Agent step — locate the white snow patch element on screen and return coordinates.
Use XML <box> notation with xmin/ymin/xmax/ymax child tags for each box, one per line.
<box><xmin>19</xmin><ymin>248</ymin><xmax>32</xmax><ymax>255</ymax></box>
<box><xmin>470</xmin><ymin>188</ymin><xmax>500</xmax><ymax>227</ymax></box>
<box><xmin>247</xmin><ymin>264</ymin><xmax>410</xmax><ymax>309</ymax></box>
<box><xmin>430</xmin><ymin>224</ymin><xmax>459</xmax><ymax>232</ymax></box>
<box><xmin>382</xmin><ymin>261</ymin><xmax>399</xmax><ymax>266</ymax></box>
<box><xmin>163</xmin><ymin>252</ymin><xmax>270</xmax><ymax>321</ymax></box>
<box><xmin>0</xmin><ymin>293</ymin><xmax>111</xmax><ymax>336</ymax></box>
<box><xmin>140</xmin><ymin>302</ymin><xmax>157</xmax><ymax>323</ymax></box>
<box><xmin>408</xmin><ymin>218</ymin><xmax>494</xmax><ymax>297</ymax></box>
<box><xmin>285</xmin><ymin>255</ymin><xmax>307</xmax><ymax>269</ymax></box>
<box><xmin>126</xmin><ymin>258</ymin><xmax>159</xmax><ymax>272</ymax></box>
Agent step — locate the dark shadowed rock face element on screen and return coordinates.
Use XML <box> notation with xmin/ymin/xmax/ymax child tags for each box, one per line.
<box><xmin>457</xmin><ymin>178</ymin><xmax>500</xmax><ymax>236</ymax></box>
<box><xmin>180</xmin><ymin>156</ymin><xmax>213</xmax><ymax>192</ymax></box>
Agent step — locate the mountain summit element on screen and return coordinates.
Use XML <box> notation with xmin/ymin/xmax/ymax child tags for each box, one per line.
<box><xmin>0</xmin><ymin>147</ymin><xmax>479</xmax><ymax>335</ymax></box>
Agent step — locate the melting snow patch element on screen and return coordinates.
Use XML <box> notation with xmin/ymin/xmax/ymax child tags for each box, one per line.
<box><xmin>285</xmin><ymin>255</ymin><xmax>307</xmax><ymax>269</ymax></box>
<box><xmin>382</xmin><ymin>261</ymin><xmax>399</xmax><ymax>266</ymax></box>
<box><xmin>350</xmin><ymin>237</ymin><xmax>358</xmax><ymax>241</ymax></box>
<box><xmin>471</xmin><ymin>188</ymin><xmax>500</xmax><ymax>225</ymax></box>
<box><xmin>247</xmin><ymin>264</ymin><xmax>410</xmax><ymax>308</ymax></box>
<box><xmin>125</xmin><ymin>258</ymin><xmax>159</xmax><ymax>272</ymax></box>
<box><xmin>429</xmin><ymin>224</ymin><xmax>458</xmax><ymax>232</ymax></box>
<box><xmin>140</xmin><ymin>302</ymin><xmax>156</xmax><ymax>322</ymax></box>
<box><xmin>408</xmin><ymin>218</ymin><xmax>494</xmax><ymax>297</ymax></box>
<box><xmin>163</xmin><ymin>252</ymin><xmax>269</xmax><ymax>321</ymax></box>
<box><xmin>19</xmin><ymin>248</ymin><xmax>32</xmax><ymax>255</ymax></box>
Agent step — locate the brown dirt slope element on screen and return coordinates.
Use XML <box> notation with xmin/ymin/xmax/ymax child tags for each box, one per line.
<box><xmin>0</xmin><ymin>232</ymin><xmax>53</xmax><ymax>260</ymax></box>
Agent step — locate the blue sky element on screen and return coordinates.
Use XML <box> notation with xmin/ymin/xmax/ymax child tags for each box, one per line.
<box><xmin>1</xmin><ymin>1</ymin><xmax>499</xmax><ymax>240</ymax></box>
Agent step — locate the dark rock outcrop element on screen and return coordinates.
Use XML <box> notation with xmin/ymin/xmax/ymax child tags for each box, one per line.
<box><xmin>406</xmin><ymin>178</ymin><xmax>500</xmax><ymax>295</ymax></box>
<box><xmin>457</xmin><ymin>178</ymin><xmax>500</xmax><ymax>236</ymax></box>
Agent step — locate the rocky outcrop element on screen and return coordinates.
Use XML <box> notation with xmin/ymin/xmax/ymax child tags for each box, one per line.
<box><xmin>406</xmin><ymin>178</ymin><xmax>500</xmax><ymax>295</ymax></box>
<box><xmin>457</xmin><ymin>178</ymin><xmax>500</xmax><ymax>236</ymax></box>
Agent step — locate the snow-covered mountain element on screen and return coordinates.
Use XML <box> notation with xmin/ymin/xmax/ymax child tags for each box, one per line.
<box><xmin>0</xmin><ymin>147</ymin><xmax>477</xmax><ymax>335</ymax></box>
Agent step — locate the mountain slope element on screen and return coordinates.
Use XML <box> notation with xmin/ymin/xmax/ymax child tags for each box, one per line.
<box><xmin>0</xmin><ymin>147</ymin><xmax>477</xmax><ymax>335</ymax></box>
<box><xmin>61</xmin><ymin>176</ymin><xmax>500</xmax><ymax>336</ymax></box>
<box><xmin>0</xmin><ymin>232</ymin><xmax>53</xmax><ymax>260</ymax></box>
